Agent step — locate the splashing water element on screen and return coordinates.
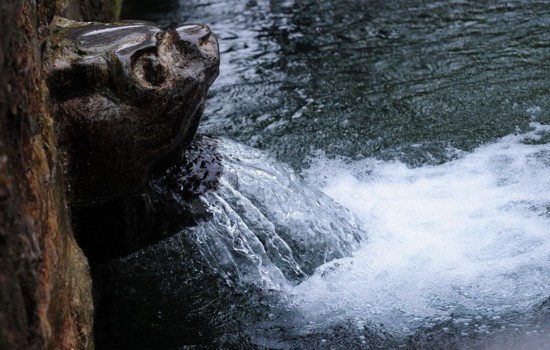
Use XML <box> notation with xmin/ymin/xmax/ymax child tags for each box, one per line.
<box><xmin>296</xmin><ymin>122</ymin><xmax>550</xmax><ymax>338</ymax></box>
<box><xmin>95</xmin><ymin>125</ymin><xmax>550</xmax><ymax>348</ymax></box>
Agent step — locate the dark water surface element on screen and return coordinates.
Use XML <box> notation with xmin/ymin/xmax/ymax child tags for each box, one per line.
<box><xmin>124</xmin><ymin>0</ymin><xmax>550</xmax><ymax>168</ymax></box>
<box><xmin>117</xmin><ymin>1</ymin><xmax>550</xmax><ymax>349</ymax></box>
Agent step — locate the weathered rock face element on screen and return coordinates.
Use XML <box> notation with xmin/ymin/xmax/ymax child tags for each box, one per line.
<box><xmin>44</xmin><ymin>17</ymin><xmax>220</xmax><ymax>203</ymax></box>
<box><xmin>0</xmin><ymin>1</ymin><xmax>120</xmax><ymax>349</ymax></box>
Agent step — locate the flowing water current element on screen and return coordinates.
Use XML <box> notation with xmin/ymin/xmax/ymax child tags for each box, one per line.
<box><xmin>298</xmin><ymin>121</ymin><xmax>550</xmax><ymax>345</ymax></box>
<box><xmin>112</xmin><ymin>0</ymin><xmax>550</xmax><ymax>348</ymax></box>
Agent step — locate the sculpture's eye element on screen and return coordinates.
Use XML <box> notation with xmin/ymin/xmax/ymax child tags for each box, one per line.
<box><xmin>133</xmin><ymin>51</ymin><xmax>166</xmax><ymax>86</ymax></box>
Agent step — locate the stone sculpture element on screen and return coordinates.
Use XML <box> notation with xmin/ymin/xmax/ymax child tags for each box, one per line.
<box><xmin>42</xmin><ymin>17</ymin><xmax>220</xmax><ymax>263</ymax></box>
<box><xmin>44</xmin><ymin>17</ymin><xmax>220</xmax><ymax>203</ymax></box>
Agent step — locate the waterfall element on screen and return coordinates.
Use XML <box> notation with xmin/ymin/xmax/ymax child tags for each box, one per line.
<box><xmin>95</xmin><ymin>136</ymin><xmax>367</xmax><ymax>349</ymax></box>
<box><xmin>95</xmin><ymin>124</ymin><xmax>550</xmax><ymax>349</ymax></box>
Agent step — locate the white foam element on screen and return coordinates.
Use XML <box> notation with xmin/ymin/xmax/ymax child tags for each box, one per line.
<box><xmin>295</xmin><ymin>122</ymin><xmax>550</xmax><ymax>335</ymax></box>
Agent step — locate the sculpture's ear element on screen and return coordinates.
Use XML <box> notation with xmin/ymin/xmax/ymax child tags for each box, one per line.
<box><xmin>46</xmin><ymin>56</ymin><xmax>109</xmax><ymax>100</ymax></box>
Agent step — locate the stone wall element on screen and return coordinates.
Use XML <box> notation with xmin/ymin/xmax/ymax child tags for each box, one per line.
<box><xmin>0</xmin><ymin>1</ymin><xmax>120</xmax><ymax>349</ymax></box>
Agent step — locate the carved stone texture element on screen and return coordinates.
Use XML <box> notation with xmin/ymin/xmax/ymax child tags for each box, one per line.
<box><xmin>43</xmin><ymin>17</ymin><xmax>219</xmax><ymax>203</ymax></box>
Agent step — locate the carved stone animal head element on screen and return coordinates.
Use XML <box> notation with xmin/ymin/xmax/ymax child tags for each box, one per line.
<box><xmin>44</xmin><ymin>17</ymin><xmax>219</xmax><ymax>203</ymax></box>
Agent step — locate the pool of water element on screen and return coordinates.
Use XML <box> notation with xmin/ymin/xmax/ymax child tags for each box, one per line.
<box><xmin>119</xmin><ymin>0</ymin><xmax>550</xmax><ymax>348</ymax></box>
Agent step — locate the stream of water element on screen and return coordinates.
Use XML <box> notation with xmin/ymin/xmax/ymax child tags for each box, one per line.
<box><xmin>115</xmin><ymin>0</ymin><xmax>550</xmax><ymax>348</ymax></box>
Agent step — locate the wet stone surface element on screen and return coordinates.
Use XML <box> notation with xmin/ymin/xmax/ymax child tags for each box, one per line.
<box><xmin>71</xmin><ymin>136</ymin><xmax>223</xmax><ymax>264</ymax></box>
